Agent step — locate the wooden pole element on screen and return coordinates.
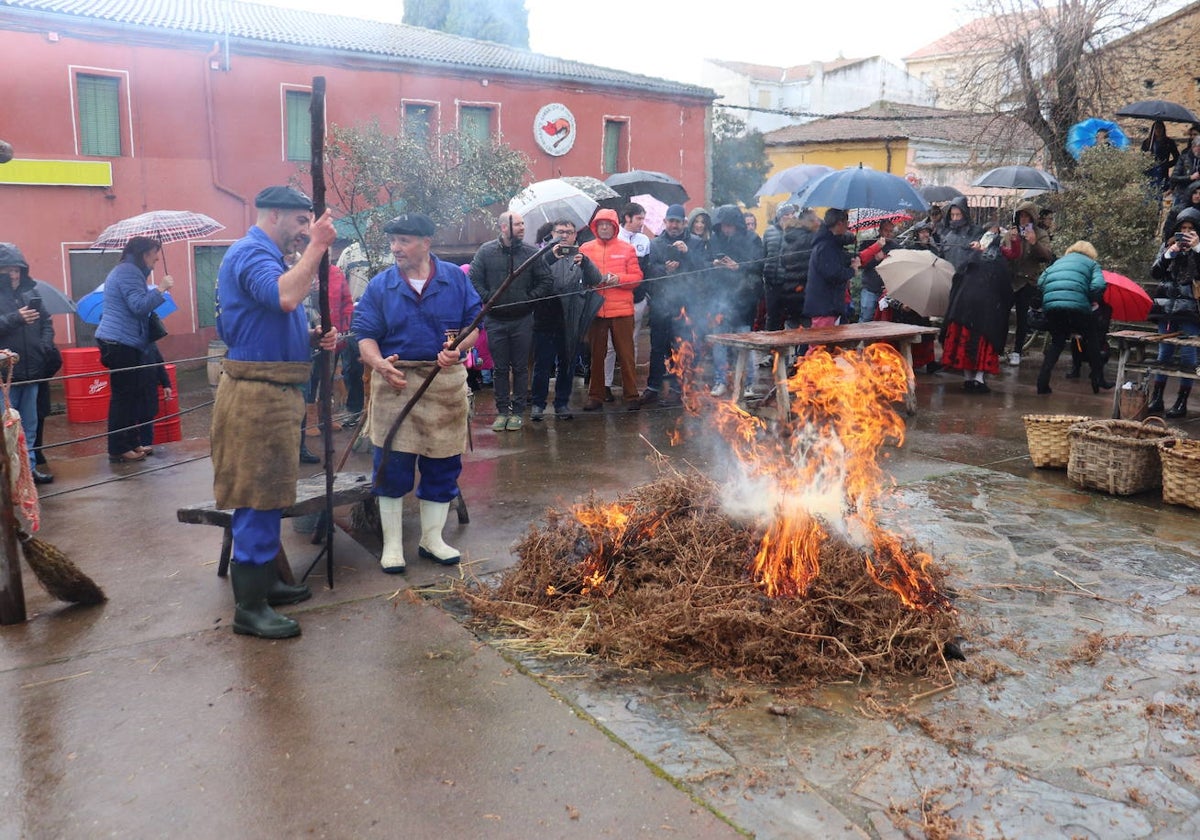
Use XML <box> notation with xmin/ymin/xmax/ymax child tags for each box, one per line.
<box><xmin>310</xmin><ymin>75</ymin><xmax>335</xmax><ymax>589</ymax></box>
<box><xmin>0</xmin><ymin>354</ymin><xmax>27</xmax><ymax>625</ymax></box>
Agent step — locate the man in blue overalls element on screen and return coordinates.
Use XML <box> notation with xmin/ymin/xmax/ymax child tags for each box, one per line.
<box><xmin>354</xmin><ymin>214</ymin><xmax>480</xmax><ymax>574</ymax></box>
<box><xmin>212</xmin><ymin>186</ymin><xmax>337</xmax><ymax>639</ymax></box>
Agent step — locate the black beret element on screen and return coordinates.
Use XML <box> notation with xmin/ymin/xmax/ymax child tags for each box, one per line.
<box><xmin>383</xmin><ymin>213</ymin><xmax>436</xmax><ymax>237</ymax></box>
<box><xmin>254</xmin><ymin>186</ymin><xmax>313</xmax><ymax>211</ymax></box>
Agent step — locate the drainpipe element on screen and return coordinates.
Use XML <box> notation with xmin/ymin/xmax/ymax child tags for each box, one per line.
<box><xmin>884</xmin><ymin>138</ymin><xmax>893</xmax><ymax>173</ymax></box>
<box><xmin>205</xmin><ymin>43</ymin><xmax>249</xmax><ymax>229</ymax></box>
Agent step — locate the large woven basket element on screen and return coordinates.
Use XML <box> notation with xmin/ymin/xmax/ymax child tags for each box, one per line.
<box><xmin>1159</xmin><ymin>438</ymin><xmax>1200</xmax><ymax>510</ymax></box>
<box><xmin>1067</xmin><ymin>417</ymin><xmax>1185</xmax><ymax>496</ymax></box>
<box><xmin>1024</xmin><ymin>414</ymin><xmax>1091</xmax><ymax>469</ymax></box>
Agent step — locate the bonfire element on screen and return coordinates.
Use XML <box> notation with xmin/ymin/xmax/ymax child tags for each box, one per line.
<box><xmin>463</xmin><ymin>343</ymin><xmax>960</xmax><ymax>684</ymax></box>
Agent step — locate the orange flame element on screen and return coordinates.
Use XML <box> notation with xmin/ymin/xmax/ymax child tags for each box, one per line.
<box><xmin>565</xmin><ymin>501</ymin><xmax>668</xmax><ymax>597</ymax></box>
<box><xmin>691</xmin><ymin>342</ymin><xmax>947</xmax><ymax>611</ymax></box>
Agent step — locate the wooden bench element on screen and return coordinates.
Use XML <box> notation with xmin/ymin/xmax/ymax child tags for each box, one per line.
<box><xmin>176</xmin><ymin>472</ymin><xmax>471</xmax><ymax>580</ymax></box>
<box><xmin>1108</xmin><ymin>329</ymin><xmax>1200</xmax><ymax>419</ymax></box>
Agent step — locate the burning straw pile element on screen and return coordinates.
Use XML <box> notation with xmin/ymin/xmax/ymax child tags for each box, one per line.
<box><xmin>463</xmin><ymin>471</ymin><xmax>959</xmax><ymax>684</ymax></box>
<box><xmin>464</xmin><ymin>344</ymin><xmax>960</xmax><ymax>684</ymax></box>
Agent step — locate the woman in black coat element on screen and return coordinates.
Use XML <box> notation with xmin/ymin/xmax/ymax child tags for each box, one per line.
<box><xmin>1146</xmin><ymin>207</ymin><xmax>1200</xmax><ymax>417</ymax></box>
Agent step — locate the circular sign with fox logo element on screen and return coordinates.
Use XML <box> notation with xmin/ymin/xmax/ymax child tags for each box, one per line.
<box><xmin>534</xmin><ymin>103</ymin><xmax>576</xmax><ymax>157</ymax></box>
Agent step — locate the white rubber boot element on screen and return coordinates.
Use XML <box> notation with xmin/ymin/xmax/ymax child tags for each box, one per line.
<box><xmin>377</xmin><ymin>496</ymin><xmax>406</xmax><ymax>574</ymax></box>
<box><xmin>417</xmin><ymin>500</ymin><xmax>461</xmax><ymax>565</ymax></box>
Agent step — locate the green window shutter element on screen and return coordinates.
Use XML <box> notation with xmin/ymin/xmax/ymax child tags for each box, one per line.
<box><xmin>195</xmin><ymin>245</ymin><xmax>229</xmax><ymax>329</ymax></box>
<box><xmin>405</xmin><ymin>104</ymin><xmax>433</xmax><ymax>146</ymax></box>
<box><xmin>77</xmin><ymin>74</ymin><xmax>121</xmax><ymax>157</ymax></box>
<box><xmin>603</xmin><ymin>121</ymin><xmax>624</xmax><ymax>174</ymax></box>
<box><xmin>460</xmin><ymin>106</ymin><xmax>492</xmax><ymax>146</ymax></box>
<box><xmin>286</xmin><ymin>91</ymin><xmax>312</xmax><ymax>162</ymax></box>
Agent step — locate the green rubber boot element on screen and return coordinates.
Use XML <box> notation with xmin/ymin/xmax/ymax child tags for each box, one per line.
<box><xmin>231</xmin><ymin>562</ymin><xmax>301</xmax><ymax>639</ymax></box>
<box><xmin>264</xmin><ymin>553</ymin><xmax>312</xmax><ymax>606</ymax></box>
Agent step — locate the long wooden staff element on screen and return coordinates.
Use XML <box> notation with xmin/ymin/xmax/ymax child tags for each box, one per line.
<box><xmin>310</xmin><ymin>75</ymin><xmax>335</xmax><ymax>588</ymax></box>
<box><xmin>375</xmin><ymin>239</ymin><xmax>559</xmax><ymax>480</ymax></box>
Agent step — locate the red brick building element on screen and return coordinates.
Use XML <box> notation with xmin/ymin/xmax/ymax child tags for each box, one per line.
<box><xmin>0</xmin><ymin>0</ymin><xmax>714</xmax><ymax>357</ymax></box>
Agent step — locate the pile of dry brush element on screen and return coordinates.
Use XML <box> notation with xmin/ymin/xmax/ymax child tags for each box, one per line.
<box><xmin>461</xmin><ymin>470</ymin><xmax>961</xmax><ymax>684</ymax></box>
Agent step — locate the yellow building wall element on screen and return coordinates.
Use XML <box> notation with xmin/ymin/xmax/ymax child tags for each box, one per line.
<box><xmin>750</xmin><ymin>141</ymin><xmax>910</xmax><ymax>229</ymax></box>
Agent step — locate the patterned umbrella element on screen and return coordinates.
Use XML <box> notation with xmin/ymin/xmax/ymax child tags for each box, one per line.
<box><xmin>848</xmin><ymin>209</ymin><xmax>913</xmax><ymax>232</ymax></box>
<box><xmin>561</xmin><ymin>176</ymin><xmax>623</xmax><ymax>209</ymax></box>
<box><xmin>92</xmin><ymin>210</ymin><xmax>225</xmax><ymax>250</ymax></box>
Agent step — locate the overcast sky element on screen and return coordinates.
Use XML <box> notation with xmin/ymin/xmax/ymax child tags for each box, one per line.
<box><xmin>256</xmin><ymin>0</ymin><xmax>972</xmax><ymax>85</ymax></box>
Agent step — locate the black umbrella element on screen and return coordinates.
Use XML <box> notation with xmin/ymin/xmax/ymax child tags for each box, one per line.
<box><xmin>604</xmin><ymin>170</ymin><xmax>689</xmax><ymax>205</ymax></box>
<box><xmin>918</xmin><ymin>185</ymin><xmax>964</xmax><ymax>202</ymax></box>
<box><xmin>971</xmin><ymin>165</ymin><xmax>1060</xmax><ymax>192</ymax></box>
<box><xmin>29</xmin><ymin>280</ymin><xmax>77</xmax><ymax>315</ymax></box>
<box><xmin>1115</xmin><ymin>99</ymin><xmax>1199</xmax><ymax>124</ymax></box>
<box><xmin>561</xmin><ymin>282</ymin><xmax>604</xmax><ymax>368</ymax></box>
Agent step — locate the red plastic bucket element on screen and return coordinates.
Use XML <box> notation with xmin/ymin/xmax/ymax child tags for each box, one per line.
<box><xmin>61</xmin><ymin>347</ymin><xmax>110</xmax><ymax>424</ymax></box>
<box><xmin>153</xmin><ymin>364</ymin><xmax>181</xmax><ymax>443</ymax></box>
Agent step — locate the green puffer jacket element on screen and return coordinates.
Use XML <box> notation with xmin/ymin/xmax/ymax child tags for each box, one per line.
<box><xmin>1036</xmin><ymin>252</ymin><xmax>1105</xmax><ymax>313</ymax></box>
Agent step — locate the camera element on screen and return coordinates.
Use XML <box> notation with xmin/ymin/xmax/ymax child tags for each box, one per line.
<box><xmin>1176</xmin><ymin>232</ymin><xmax>1188</xmax><ymax>243</ymax></box>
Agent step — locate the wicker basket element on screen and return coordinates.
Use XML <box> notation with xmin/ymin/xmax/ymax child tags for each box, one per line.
<box><xmin>1024</xmin><ymin>414</ymin><xmax>1091</xmax><ymax>469</ymax></box>
<box><xmin>1159</xmin><ymin>438</ymin><xmax>1200</xmax><ymax>509</ymax></box>
<box><xmin>1067</xmin><ymin>417</ymin><xmax>1185</xmax><ymax>496</ymax></box>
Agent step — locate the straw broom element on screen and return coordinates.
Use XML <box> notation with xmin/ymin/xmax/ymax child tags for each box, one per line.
<box><xmin>0</xmin><ymin>355</ymin><xmax>105</xmax><ymax>606</ymax></box>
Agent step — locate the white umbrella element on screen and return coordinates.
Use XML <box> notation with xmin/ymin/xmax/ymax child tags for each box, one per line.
<box><xmin>875</xmin><ymin>249</ymin><xmax>955</xmax><ymax>317</ymax></box>
<box><xmin>509</xmin><ymin>180</ymin><xmax>598</xmax><ymax>244</ymax></box>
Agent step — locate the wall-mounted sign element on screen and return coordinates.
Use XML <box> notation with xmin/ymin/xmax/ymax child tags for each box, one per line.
<box><xmin>534</xmin><ymin>103</ymin><xmax>576</xmax><ymax>157</ymax></box>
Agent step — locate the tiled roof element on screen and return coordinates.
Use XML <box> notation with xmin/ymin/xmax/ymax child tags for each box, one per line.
<box><xmin>1</xmin><ymin>0</ymin><xmax>714</xmax><ymax>99</ymax></box>
<box><xmin>903</xmin><ymin>11</ymin><xmax>1047</xmax><ymax>61</ymax></box>
<box><xmin>763</xmin><ymin>100</ymin><xmax>1040</xmax><ymax>150</ymax></box>
<box><xmin>708</xmin><ymin>57</ymin><xmax>870</xmax><ymax>84</ymax></box>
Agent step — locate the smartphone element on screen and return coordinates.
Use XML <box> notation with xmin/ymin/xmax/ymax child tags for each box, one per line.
<box><xmin>712</xmin><ymin>253</ymin><xmax>727</xmax><ymax>261</ymax></box>
<box><xmin>557</xmin><ymin>244</ymin><xmax>578</xmax><ymax>256</ymax></box>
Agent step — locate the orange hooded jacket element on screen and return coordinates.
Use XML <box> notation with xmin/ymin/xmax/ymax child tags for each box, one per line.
<box><xmin>580</xmin><ymin>208</ymin><xmax>643</xmax><ymax>318</ymax></box>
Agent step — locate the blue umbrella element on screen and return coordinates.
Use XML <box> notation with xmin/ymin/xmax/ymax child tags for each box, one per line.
<box><xmin>76</xmin><ymin>285</ymin><xmax>177</xmax><ymax>325</ymax></box>
<box><xmin>1066</xmin><ymin>118</ymin><xmax>1129</xmax><ymax>159</ymax></box>
<box><xmin>792</xmin><ymin>165</ymin><xmax>928</xmax><ymax>213</ymax></box>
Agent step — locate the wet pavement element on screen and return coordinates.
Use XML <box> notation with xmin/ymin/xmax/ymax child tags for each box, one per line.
<box><xmin>4</xmin><ymin>354</ymin><xmax>1200</xmax><ymax>838</ymax></box>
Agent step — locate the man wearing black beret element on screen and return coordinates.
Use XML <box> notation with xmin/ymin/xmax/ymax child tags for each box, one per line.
<box><xmin>353</xmin><ymin>213</ymin><xmax>481</xmax><ymax>573</ymax></box>
<box><xmin>210</xmin><ymin>185</ymin><xmax>337</xmax><ymax>639</ymax></box>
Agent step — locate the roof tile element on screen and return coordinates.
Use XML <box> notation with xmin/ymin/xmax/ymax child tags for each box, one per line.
<box><xmin>2</xmin><ymin>0</ymin><xmax>714</xmax><ymax>98</ymax></box>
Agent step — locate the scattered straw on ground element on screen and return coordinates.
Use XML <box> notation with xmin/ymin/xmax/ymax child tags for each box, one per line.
<box><xmin>460</xmin><ymin>469</ymin><xmax>960</xmax><ymax>684</ymax></box>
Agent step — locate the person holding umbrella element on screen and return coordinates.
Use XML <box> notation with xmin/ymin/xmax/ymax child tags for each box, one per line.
<box><xmin>211</xmin><ymin>186</ymin><xmax>337</xmax><ymax>639</ymax></box>
<box><xmin>0</xmin><ymin>243</ymin><xmax>55</xmax><ymax>484</ymax></box>
<box><xmin>530</xmin><ymin>219</ymin><xmax>601</xmax><ymax>420</ymax></box>
<box><xmin>1146</xmin><ymin>208</ymin><xmax>1200</xmax><ymax>418</ymax></box>
<box><xmin>1143</xmin><ymin>120</ymin><xmax>1179</xmax><ymax>196</ymax></box>
<box><xmin>1033</xmin><ymin>241</ymin><xmax>1110</xmax><ymax>395</ymax></box>
<box><xmin>1170</xmin><ymin>135</ymin><xmax>1200</xmax><ymax>208</ymax></box>
<box><xmin>94</xmin><ymin>236</ymin><xmax>173</xmax><ymax>463</ymax></box>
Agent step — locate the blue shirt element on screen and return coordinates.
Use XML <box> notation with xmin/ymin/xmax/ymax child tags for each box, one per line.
<box><xmin>215</xmin><ymin>226</ymin><xmax>309</xmax><ymax>362</ymax></box>
<box><xmin>353</xmin><ymin>256</ymin><xmax>482</xmax><ymax>361</ymax></box>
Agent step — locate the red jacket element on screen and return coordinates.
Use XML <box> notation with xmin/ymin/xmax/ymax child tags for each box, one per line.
<box><xmin>580</xmin><ymin>209</ymin><xmax>643</xmax><ymax>318</ymax></box>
